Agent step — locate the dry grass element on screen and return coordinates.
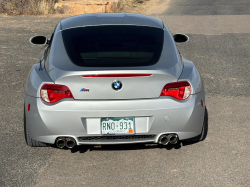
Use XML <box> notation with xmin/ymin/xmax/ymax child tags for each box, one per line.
<box><xmin>0</xmin><ymin>0</ymin><xmax>58</xmax><ymax>15</ymax></box>
<box><xmin>114</xmin><ymin>0</ymin><xmax>150</xmax><ymax>13</ymax></box>
<box><xmin>0</xmin><ymin>0</ymin><xmax>150</xmax><ymax>15</ymax></box>
<box><xmin>28</xmin><ymin>0</ymin><xmax>56</xmax><ymax>15</ymax></box>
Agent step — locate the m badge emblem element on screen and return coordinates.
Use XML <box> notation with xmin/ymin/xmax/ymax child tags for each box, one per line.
<box><xmin>80</xmin><ymin>88</ymin><xmax>89</xmax><ymax>92</ymax></box>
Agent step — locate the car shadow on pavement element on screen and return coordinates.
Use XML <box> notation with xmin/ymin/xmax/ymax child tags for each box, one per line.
<box><xmin>70</xmin><ymin>142</ymin><xmax>183</xmax><ymax>153</ymax></box>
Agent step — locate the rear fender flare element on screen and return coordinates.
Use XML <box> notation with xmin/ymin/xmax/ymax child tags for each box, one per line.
<box><xmin>178</xmin><ymin>59</ymin><xmax>204</xmax><ymax>94</ymax></box>
<box><xmin>25</xmin><ymin>62</ymin><xmax>54</xmax><ymax>97</ymax></box>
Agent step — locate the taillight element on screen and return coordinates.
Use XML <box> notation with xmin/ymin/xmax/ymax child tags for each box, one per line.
<box><xmin>160</xmin><ymin>81</ymin><xmax>191</xmax><ymax>100</ymax></box>
<box><xmin>40</xmin><ymin>84</ymin><xmax>73</xmax><ymax>103</ymax></box>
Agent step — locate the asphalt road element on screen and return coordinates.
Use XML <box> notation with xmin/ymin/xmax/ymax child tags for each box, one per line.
<box><xmin>0</xmin><ymin>0</ymin><xmax>250</xmax><ymax>186</ymax></box>
<box><xmin>158</xmin><ymin>0</ymin><xmax>250</xmax><ymax>15</ymax></box>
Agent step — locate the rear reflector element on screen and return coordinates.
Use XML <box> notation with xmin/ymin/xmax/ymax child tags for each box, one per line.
<box><xmin>160</xmin><ymin>81</ymin><xmax>191</xmax><ymax>100</ymax></box>
<box><xmin>40</xmin><ymin>84</ymin><xmax>73</xmax><ymax>103</ymax></box>
<box><xmin>82</xmin><ymin>74</ymin><xmax>152</xmax><ymax>78</ymax></box>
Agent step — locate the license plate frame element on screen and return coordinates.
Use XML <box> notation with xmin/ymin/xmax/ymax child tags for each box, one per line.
<box><xmin>101</xmin><ymin>117</ymin><xmax>135</xmax><ymax>135</ymax></box>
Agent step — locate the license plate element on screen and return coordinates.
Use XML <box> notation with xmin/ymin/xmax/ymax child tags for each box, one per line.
<box><xmin>101</xmin><ymin>117</ymin><xmax>135</xmax><ymax>135</ymax></box>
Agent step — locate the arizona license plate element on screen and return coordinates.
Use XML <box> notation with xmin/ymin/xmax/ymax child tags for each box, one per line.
<box><xmin>101</xmin><ymin>117</ymin><xmax>135</xmax><ymax>135</ymax></box>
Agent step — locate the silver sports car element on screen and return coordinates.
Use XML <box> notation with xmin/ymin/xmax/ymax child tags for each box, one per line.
<box><xmin>24</xmin><ymin>13</ymin><xmax>207</xmax><ymax>149</ymax></box>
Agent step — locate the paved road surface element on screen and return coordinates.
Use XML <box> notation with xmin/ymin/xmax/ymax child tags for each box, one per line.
<box><xmin>158</xmin><ymin>0</ymin><xmax>250</xmax><ymax>15</ymax></box>
<box><xmin>0</xmin><ymin>0</ymin><xmax>249</xmax><ymax>186</ymax></box>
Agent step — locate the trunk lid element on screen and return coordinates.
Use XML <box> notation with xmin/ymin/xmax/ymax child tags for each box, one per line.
<box><xmin>54</xmin><ymin>70</ymin><xmax>177</xmax><ymax>100</ymax></box>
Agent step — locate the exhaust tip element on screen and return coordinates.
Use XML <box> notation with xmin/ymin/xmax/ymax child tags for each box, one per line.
<box><xmin>158</xmin><ymin>135</ymin><xmax>169</xmax><ymax>145</ymax></box>
<box><xmin>66</xmin><ymin>138</ymin><xmax>76</xmax><ymax>149</ymax></box>
<box><xmin>56</xmin><ymin>138</ymin><xmax>66</xmax><ymax>149</ymax></box>
<box><xmin>168</xmin><ymin>134</ymin><xmax>179</xmax><ymax>144</ymax></box>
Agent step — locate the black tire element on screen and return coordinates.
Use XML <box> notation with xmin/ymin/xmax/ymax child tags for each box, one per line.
<box><xmin>184</xmin><ymin>106</ymin><xmax>208</xmax><ymax>142</ymax></box>
<box><xmin>24</xmin><ymin>105</ymin><xmax>47</xmax><ymax>147</ymax></box>
<box><xmin>199</xmin><ymin>107</ymin><xmax>208</xmax><ymax>141</ymax></box>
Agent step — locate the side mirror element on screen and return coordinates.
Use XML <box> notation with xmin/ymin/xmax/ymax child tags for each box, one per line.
<box><xmin>29</xmin><ymin>35</ymin><xmax>47</xmax><ymax>45</ymax></box>
<box><xmin>173</xmin><ymin>34</ymin><xmax>189</xmax><ymax>43</ymax></box>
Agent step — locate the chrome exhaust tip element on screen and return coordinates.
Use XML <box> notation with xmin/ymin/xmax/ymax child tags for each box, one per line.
<box><xmin>56</xmin><ymin>138</ymin><xmax>66</xmax><ymax>149</ymax></box>
<box><xmin>168</xmin><ymin>134</ymin><xmax>179</xmax><ymax>144</ymax></box>
<box><xmin>158</xmin><ymin>135</ymin><xmax>169</xmax><ymax>145</ymax></box>
<box><xmin>65</xmin><ymin>138</ymin><xmax>76</xmax><ymax>149</ymax></box>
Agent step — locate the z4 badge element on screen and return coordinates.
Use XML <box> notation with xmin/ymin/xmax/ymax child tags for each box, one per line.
<box><xmin>80</xmin><ymin>88</ymin><xmax>89</xmax><ymax>92</ymax></box>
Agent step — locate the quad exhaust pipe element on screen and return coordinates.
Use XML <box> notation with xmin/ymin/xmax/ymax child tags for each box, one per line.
<box><xmin>55</xmin><ymin>137</ymin><xmax>76</xmax><ymax>149</ymax></box>
<box><xmin>57</xmin><ymin>134</ymin><xmax>178</xmax><ymax>148</ymax></box>
<box><xmin>56</xmin><ymin>138</ymin><xmax>66</xmax><ymax>149</ymax></box>
<box><xmin>158</xmin><ymin>134</ymin><xmax>178</xmax><ymax>145</ymax></box>
<box><xmin>168</xmin><ymin>134</ymin><xmax>178</xmax><ymax>144</ymax></box>
<box><xmin>158</xmin><ymin>135</ymin><xmax>169</xmax><ymax>145</ymax></box>
<box><xmin>65</xmin><ymin>138</ymin><xmax>76</xmax><ymax>149</ymax></box>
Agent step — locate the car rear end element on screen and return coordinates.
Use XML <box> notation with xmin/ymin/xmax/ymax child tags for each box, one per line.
<box><xmin>25</xmin><ymin>16</ymin><xmax>205</xmax><ymax>148</ymax></box>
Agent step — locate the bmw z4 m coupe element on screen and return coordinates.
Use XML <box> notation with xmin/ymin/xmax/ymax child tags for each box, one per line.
<box><xmin>24</xmin><ymin>13</ymin><xmax>207</xmax><ymax>149</ymax></box>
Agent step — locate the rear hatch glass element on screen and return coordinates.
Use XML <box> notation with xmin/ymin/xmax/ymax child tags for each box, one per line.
<box><xmin>62</xmin><ymin>25</ymin><xmax>164</xmax><ymax>67</ymax></box>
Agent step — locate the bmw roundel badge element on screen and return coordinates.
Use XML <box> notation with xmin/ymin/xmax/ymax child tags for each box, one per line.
<box><xmin>112</xmin><ymin>80</ymin><xmax>122</xmax><ymax>91</ymax></box>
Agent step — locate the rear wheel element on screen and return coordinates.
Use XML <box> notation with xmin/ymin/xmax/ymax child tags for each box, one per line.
<box><xmin>24</xmin><ymin>105</ymin><xmax>47</xmax><ymax>147</ymax></box>
<box><xmin>184</xmin><ymin>106</ymin><xmax>208</xmax><ymax>142</ymax></box>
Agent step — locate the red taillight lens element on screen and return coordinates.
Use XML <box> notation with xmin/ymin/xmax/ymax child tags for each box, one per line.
<box><xmin>40</xmin><ymin>84</ymin><xmax>73</xmax><ymax>103</ymax></box>
<box><xmin>82</xmin><ymin>74</ymin><xmax>152</xmax><ymax>78</ymax></box>
<box><xmin>160</xmin><ymin>81</ymin><xmax>191</xmax><ymax>100</ymax></box>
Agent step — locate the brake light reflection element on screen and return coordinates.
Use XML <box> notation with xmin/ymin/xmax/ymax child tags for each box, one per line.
<box><xmin>82</xmin><ymin>74</ymin><xmax>152</xmax><ymax>78</ymax></box>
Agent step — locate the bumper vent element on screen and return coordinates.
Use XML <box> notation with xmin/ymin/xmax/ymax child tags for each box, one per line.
<box><xmin>78</xmin><ymin>135</ymin><xmax>155</xmax><ymax>141</ymax></box>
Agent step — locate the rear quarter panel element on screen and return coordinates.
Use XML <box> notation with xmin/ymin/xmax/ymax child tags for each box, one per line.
<box><xmin>178</xmin><ymin>59</ymin><xmax>204</xmax><ymax>94</ymax></box>
<box><xmin>25</xmin><ymin>62</ymin><xmax>54</xmax><ymax>97</ymax></box>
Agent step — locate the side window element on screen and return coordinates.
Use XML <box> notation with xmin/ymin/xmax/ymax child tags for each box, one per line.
<box><xmin>177</xmin><ymin>49</ymin><xmax>183</xmax><ymax>67</ymax></box>
<box><xmin>48</xmin><ymin>32</ymin><xmax>54</xmax><ymax>46</ymax></box>
<box><xmin>178</xmin><ymin>49</ymin><xmax>182</xmax><ymax>58</ymax></box>
<box><xmin>44</xmin><ymin>23</ymin><xmax>59</xmax><ymax>70</ymax></box>
<box><xmin>44</xmin><ymin>46</ymin><xmax>51</xmax><ymax>69</ymax></box>
<box><xmin>44</xmin><ymin>32</ymin><xmax>54</xmax><ymax>70</ymax></box>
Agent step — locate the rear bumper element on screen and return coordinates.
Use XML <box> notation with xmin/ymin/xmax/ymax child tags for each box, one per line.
<box><xmin>25</xmin><ymin>92</ymin><xmax>205</xmax><ymax>145</ymax></box>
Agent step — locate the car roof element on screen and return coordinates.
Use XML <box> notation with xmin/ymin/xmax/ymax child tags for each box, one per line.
<box><xmin>60</xmin><ymin>13</ymin><xmax>164</xmax><ymax>30</ymax></box>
